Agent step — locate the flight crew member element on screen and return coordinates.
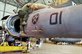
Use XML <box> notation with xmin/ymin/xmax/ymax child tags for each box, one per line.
<box><xmin>18</xmin><ymin>3</ymin><xmax>50</xmax><ymax>18</ymax></box>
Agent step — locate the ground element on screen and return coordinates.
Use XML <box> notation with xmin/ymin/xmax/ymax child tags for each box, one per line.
<box><xmin>0</xmin><ymin>43</ymin><xmax>82</xmax><ymax>54</ymax></box>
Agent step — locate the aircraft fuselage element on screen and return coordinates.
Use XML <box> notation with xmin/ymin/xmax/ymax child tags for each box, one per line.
<box><xmin>25</xmin><ymin>4</ymin><xmax>82</xmax><ymax>38</ymax></box>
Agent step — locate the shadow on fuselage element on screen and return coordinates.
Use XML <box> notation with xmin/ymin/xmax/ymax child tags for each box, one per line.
<box><xmin>50</xmin><ymin>38</ymin><xmax>81</xmax><ymax>44</ymax></box>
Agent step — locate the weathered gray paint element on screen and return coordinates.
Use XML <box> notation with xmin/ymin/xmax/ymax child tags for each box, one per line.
<box><xmin>26</xmin><ymin>4</ymin><xmax>82</xmax><ymax>38</ymax></box>
<box><xmin>6</xmin><ymin>4</ymin><xmax>82</xmax><ymax>38</ymax></box>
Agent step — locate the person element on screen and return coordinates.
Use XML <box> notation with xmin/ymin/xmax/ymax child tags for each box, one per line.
<box><xmin>26</xmin><ymin>37</ymin><xmax>31</xmax><ymax>52</ymax></box>
<box><xmin>5</xmin><ymin>31</ymin><xmax>15</xmax><ymax>46</ymax></box>
<box><xmin>21</xmin><ymin>3</ymin><xmax>49</xmax><ymax>11</ymax></box>
<box><xmin>7</xmin><ymin>36</ymin><xmax>15</xmax><ymax>46</ymax></box>
<box><xmin>18</xmin><ymin>3</ymin><xmax>50</xmax><ymax>19</ymax></box>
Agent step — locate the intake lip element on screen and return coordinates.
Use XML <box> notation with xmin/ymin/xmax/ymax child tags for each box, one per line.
<box><xmin>6</xmin><ymin>14</ymin><xmax>20</xmax><ymax>37</ymax></box>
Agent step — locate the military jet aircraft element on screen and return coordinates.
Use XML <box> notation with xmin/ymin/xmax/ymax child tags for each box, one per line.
<box><xmin>3</xmin><ymin>3</ymin><xmax>82</xmax><ymax>38</ymax></box>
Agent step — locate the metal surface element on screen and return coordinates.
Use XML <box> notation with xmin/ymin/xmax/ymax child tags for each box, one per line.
<box><xmin>5</xmin><ymin>4</ymin><xmax>82</xmax><ymax>38</ymax></box>
<box><xmin>25</xmin><ymin>4</ymin><xmax>82</xmax><ymax>38</ymax></box>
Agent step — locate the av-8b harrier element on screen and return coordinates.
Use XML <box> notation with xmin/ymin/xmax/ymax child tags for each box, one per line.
<box><xmin>3</xmin><ymin>3</ymin><xmax>82</xmax><ymax>38</ymax></box>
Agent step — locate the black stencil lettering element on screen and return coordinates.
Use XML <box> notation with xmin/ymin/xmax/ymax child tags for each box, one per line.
<box><xmin>50</xmin><ymin>11</ymin><xmax>62</xmax><ymax>25</ymax></box>
<box><xmin>50</xmin><ymin>13</ymin><xmax>58</xmax><ymax>25</ymax></box>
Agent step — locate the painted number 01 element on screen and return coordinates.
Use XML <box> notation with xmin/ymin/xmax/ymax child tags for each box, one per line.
<box><xmin>50</xmin><ymin>11</ymin><xmax>62</xmax><ymax>25</ymax></box>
